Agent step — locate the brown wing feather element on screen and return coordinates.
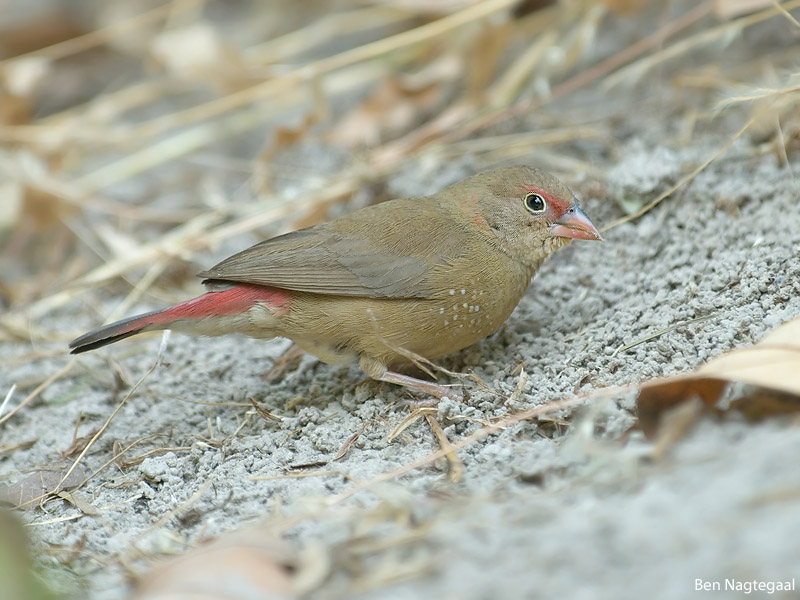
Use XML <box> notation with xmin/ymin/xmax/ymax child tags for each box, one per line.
<box><xmin>197</xmin><ymin>197</ymin><xmax>468</xmax><ymax>299</ymax></box>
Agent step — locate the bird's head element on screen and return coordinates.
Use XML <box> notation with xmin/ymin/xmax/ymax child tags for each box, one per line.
<box><xmin>455</xmin><ymin>165</ymin><xmax>602</xmax><ymax>268</ymax></box>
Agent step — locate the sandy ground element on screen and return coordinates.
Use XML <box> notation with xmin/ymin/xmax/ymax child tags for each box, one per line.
<box><xmin>3</xmin><ymin>140</ymin><xmax>799</xmax><ymax>599</ymax></box>
<box><xmin>2</xmin><ymin>3</ymin><xmax>800</xmax><ymax>599</ymax></box>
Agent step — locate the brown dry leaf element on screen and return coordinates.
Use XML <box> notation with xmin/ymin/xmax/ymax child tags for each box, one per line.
<box><xmin>649</xmin><ymin>397</ymin><xmax>706</xmax><ymax>461</ymax></box>
<box><xmin>3</xmin><ymin>463</ymin><xmax>86</xmax><ymax>510</ymax></box>
<box><xmin>730</xmin><ymin>389</ymin><xmax>800</xmax><ymax>420</ymax></box>
<box><xmin>637</xmin><ymin>317</ymin><xmax>800</xmax><ymax>438</ymax></box>
<box><xmin>130</xmin><ymin>527</ymin><xmax>297</xmax><ymax>600</ymax></box>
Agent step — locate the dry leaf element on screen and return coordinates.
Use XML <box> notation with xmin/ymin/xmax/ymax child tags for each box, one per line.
<box><xmin>3</xmin><ymin>463</ymin><xmax>86</xmax><ymax>510</ymax></box>
<box><xmin>637</xmin><ymin>317</ymin><xmax>800</xmax><ymax>438</ymax></box>
<box><xmin>649</xmin><ymin>397</ymin><xmax>706</xmax><ymax>461</ymax></box>
<box><xmin>131</xmin><ymin>528</ymin><xmax>297</xmax><ymax>600</ymax></box>
<box><xmin>729</xmin><ymin>389</ymin><xmax>800</xmax><ymax>421</ymax></box>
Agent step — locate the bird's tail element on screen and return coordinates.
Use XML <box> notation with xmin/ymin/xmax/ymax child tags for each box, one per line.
<box><xmin>69</xmin><ymin>309</ymin><xmax>166</xmax><ymax>354</ymax></box>
<box><xmin>69</xmin><ymin>283</ymin><xmax>289</xmax><ymax>354</ymax></box>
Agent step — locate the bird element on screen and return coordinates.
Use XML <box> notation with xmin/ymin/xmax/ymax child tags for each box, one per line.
<box><xmin>70</xmin><ymin>166</ymin><xmax>602</xmax><ymax>400</ymax></box>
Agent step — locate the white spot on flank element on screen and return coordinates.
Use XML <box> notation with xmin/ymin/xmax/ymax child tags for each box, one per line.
<box><xmin>453</xmin><ymin>315</ymin><xmax>458</xmax><ymax>320</ymax></box>
<box><xmin>439</xmin><ymin>307</ymin><xmax>445</xmax><ymax>314</ymax></box>
<box><xmin>449</xmin><ymin>290</ymin><xmax>455</xmax><ymax>295</ymax></box>
<box><xmin>462</xmin><ymin>303</ymin><xmax>468</xmax><ymax>308</ymax></box>
<box><xmin>475</xmin><ymin>305</ymin><xmax>480</xmax><ymax>311</ymax></box>
<box><xmin>461</xmin><ymin>289</ymin><xmax>466</xmax><ymax>294</ymax></box>
<box><xmin>444</xmin><ymin>320</ymin><xmax>449</xmax><ymax>326</ymax></box>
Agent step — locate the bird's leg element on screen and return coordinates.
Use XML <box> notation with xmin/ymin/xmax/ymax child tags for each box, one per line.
<box><xmin>375</xmin><ymin>370</ymin><xmax>463</xmax><ymax>402</ymax></box>
<box><xmin>359</xmin><ymin>356</ymin><xmax>463</xmax><ymax>401</ymax></box>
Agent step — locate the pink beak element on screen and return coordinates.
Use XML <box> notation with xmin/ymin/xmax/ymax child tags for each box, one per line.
<box><xmin>550</xmin><ymin>203</ymin><xmax>603</xmax><ymax>241</ymax></box>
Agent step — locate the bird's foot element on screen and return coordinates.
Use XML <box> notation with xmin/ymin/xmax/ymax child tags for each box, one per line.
<box><xmin>374</xmin><ymin>370</ymin><xmax>464</xmax><ymax>402</ymax></box>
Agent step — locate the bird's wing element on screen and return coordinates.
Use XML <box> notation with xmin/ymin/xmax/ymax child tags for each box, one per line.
<box><xmin>197</xmin><ymin>198</ymin><xmax>469</xmax><ymax>299</ymax></box>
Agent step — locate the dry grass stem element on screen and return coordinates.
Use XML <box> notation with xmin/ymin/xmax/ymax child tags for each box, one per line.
<box><xmin>250</xmin><ymin>470</ymin><xmax>344</xmax><ymax>482</ymax></box>
<box><xmin>448</xmin><ymin>1</ymin><xmax>714</xmax><ymax>145</ymax></box>
<box><xmin>39</xmin><ymin>348</ymin><xmax>165</xmax><ymax>509</ymax></box>
<box><xmin>0</xmin><ymin>384</ymin><xmax>17</xmax><ymax>420</ymax></box>
<box><xmin>603</xmin><ymin>0</ymin><xmax>800</xmax><ymax>89</ymax></box>
<box><xmin>504</xmin><ymin>367</ymin><xmax>528</xmax><ymax>406</ymax></box>
<box><xmin>124</xmin><ymin>0</ymin><xmax>520</xmax><ymax>143</ymax></box>
<box><xmin>424</xmin><ymin>413</ymin><xmax>464</xmax><ymax>483</ymax></box>
<box><xmin>0</xmin><ymin>0</ymin><xmax>205</xmax><ymax>65</ymax></box>
<box><xmin>611</xmin><ymin>313</ymin><xmax>722</xmax><ymax>358</ymax></box>
<box><xmin>0</xmin><ymin>360</ymin><xmax>76</xmax><ymax>426</ymax></box>
<box><xmin>328</xmin><ymin>384</ymin><xmax>644</xmax><ymax>506</ymax></box>
<box><xmin>602</xmin><ymin>99</ymin><xmax>776</xmax><ymax>232</ymax></box>
<box><xmin>388</xmin><ymin>407</ymin><xmax>437</xmax><ymax>443</ymax></box>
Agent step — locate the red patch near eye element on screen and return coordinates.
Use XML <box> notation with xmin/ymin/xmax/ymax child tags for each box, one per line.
<box><xmin>525</xmin><ymin>186</ymin><xmax>569</xmax><ymax>217</ymax></box>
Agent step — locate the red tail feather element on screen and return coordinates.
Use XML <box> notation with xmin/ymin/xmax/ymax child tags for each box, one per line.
<box><xmin>69</xmin><ymin>284</ymin><xmax>291</xmax><ymax>354</ymax></box>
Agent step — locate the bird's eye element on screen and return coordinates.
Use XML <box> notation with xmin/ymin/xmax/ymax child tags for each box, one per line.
<box><xmin>524</xmin><ymin>193</ymin><xmax>546</xmax><ymax>213</ymax></box>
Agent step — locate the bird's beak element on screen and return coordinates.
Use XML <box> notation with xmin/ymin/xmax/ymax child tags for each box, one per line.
<box><xmin>550</xmin><ymin>203</ymin><xmax>603</xmax><ymax>241</ymax></box>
